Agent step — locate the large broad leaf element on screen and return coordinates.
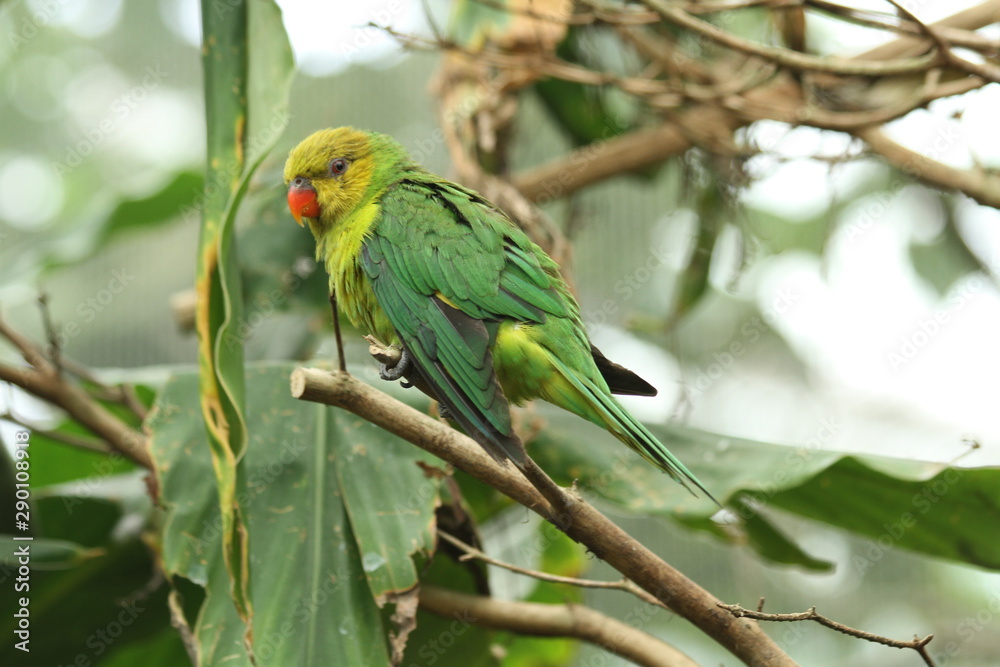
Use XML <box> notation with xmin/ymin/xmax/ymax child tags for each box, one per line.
<box><xmin>194</xmin><ymin>0</ymin><xmax>294</xmax><ymax>631</ymax></box>
<box><xmin>150</xmin><ymin>363</ymin><xmax>440</xmax><ymax>666</ymax></box>
<box><xmin>0</xmin><ymin>537</ymin><xmax>187</xmax><ymax>666</ymax></box>
<box><xmin>529</xmin><ymin>406</ymin><xmax>1000</xmax><ymax>571</ymax></box>
<box><xmin>401</xmin><ymin>548</ymin><xmax>498</xmax><ymax>667</ymax></box>
<box><xmin>0</xmin><ymin>447</ymin><xmax>182</xmax><ymax>666</ymax></box>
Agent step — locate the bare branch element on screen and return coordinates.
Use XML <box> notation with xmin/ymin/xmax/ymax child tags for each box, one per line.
<box><xmin>419</xmin><ymin>584</ymin><xmax>700</xmax><ymax>667</ymax></box>
<box><xmin>806</xmin><ymin>0</ymin><xmax>1000</xmax><ymax>55</ymax></box>
<box><xmin>886</xmin><ymin>0</ymin><xmax>1000</xmax><ymax>84</ymax></box>
<box><xmin>0</xmin><ymin>317</ymin><xmax>153</xmax><ymax>469</ymax></box>
<box><xmin>0</xmin><ymin>411</ymin><xmax>111</xmax><ymax>454</ymax></box>
<box><xmin>719</xmin><ymin>603</ymin><xmax>936</xmax><ymax>666</ymax></box>
<box><xmin>511</xmin><ymin>2</ymin><xmax>999</xmax><ymax>205</ymax></box>
<box><xmin>290</xmin><ymin>367</ymin><xmax>796</xmax><ymax>665</ymax></box>
<box><xmin>854</xmin><ymin>0</ymin><xmax>1000</xmax><ymax>61</ymax></box>
<box><xmin>638</xmin><ymin>0</ymin><xmax>943</xmax><ymax>76</ymax></box>
<box><xmin>854</xmin><ymin>125</ymin><xmax>1000</xmax><ymax>210</ymax></box>
<box><xmin>438</xmin><ymin>530</ymin><xmax>666</xmax><ymax>608</ymax></box>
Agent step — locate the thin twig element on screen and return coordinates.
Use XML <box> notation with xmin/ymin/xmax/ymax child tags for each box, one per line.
<box><xmin>0</xmin><ymin>411</ymin><xmax>111</xmax><ymax>454</ymax></box>
<box><xmin>439</xmin><ymin>530</ymin><xmax>667</xmax><ymax>608</ymax></box>
<box><xmin>0</xmin><ymin>317</ymin><xmax>153</xmax><ymax>469</ymax></box>
<box><xmin>719</xmin><ymin>603</ymin><xmax>936</xmax><ymax>666</ymax></box>
<box><xmin>419</xmin><ymin>585</ymin><xmax>699</xmax><ymax>667</ymax></box>
<box><xmin>37</xmin><ymin>292</ymin><xmax>62</xmax><ymax>376</ymax></box>
<box><xmin>329</xmin><ymin>292</ymin><xmax>347</xmax><ymax>373</ymax></box>
<box><xmin>0</xmin><ymin>316</ymin><xmax>51</xmax><ymax>372</ymax></box>
<box><xmin>290</xmin><ymin>367</ymin><xmax>796</xmax><ymax>665</ymax></box>
<box><xmin>854</xmin><ymin>125</ymin><xmax>1000</xmax><ymax>210</ymax></box>
<box><xmin>886</xmin><ymin>0</ymin><xmax>1000</xmax><ymax>84</ymax></box>
<box><xmin>638</xmin><ymin>0</ymin><xmax>943</xmax><ymax>76</ymax></box>
<box><xmin>806</xmin><ymin>0</ymin><xmax>1000</xmax><ymax>54</ymax></box>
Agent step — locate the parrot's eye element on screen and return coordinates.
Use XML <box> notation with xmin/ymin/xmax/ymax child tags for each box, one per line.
<box><xmin>329</xmin><ymin>158</ymin><xmax>349</xmax><ymax>176</ymax></box>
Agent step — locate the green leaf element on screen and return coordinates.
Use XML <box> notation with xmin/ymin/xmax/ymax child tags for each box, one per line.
<box><xmin>530</xmin><ymin>406</ymin><xmax>1000</xmax><ymax>570</ymax></box>
<box><xmin>150</xmin><ymin>363</ymin><xmax>440</xmax><ymax>666</ymax></box>
<box><xmin>97</xmin><ymin>627</ymin><xmax>193</xmax><ymax>667</ymax></box>
<box><xmin>402</xmin><ymin>552</ymin><xmax>498</xmax><ymax>667</ymax></box>
<box><xmin>0</xmin><ymin>537</ymin><xmax>179</xmax><ymax>667</ymax></box>
<box><xmin>499</xmin><ymin>525</ymin><xmax>583</xmax><ymax>666</ymax></box>
<box><xmin>736</xmin><ymin>505</ymin><xmax>833</xmax><ymax>572</ymax></box>
<box><xmin>533</xmin><ymin>26</ymin><xmax>639</xmax><ymax>149</ymax></box>
<box><xmin>195</xmin><ymin>0</ymin><xmax>294</xmax><ymax>633</ymax></box>
<box><xmin>766</xmin><ymin>458</ymin><xmax>1000</xmax><ymax>571</ymax></box>
<box><xmin>100</xmin><ymin>171</ymin><xmax>203</xmax><ymax>243</ymax></box>
<box><xmin>0</xmin><ymin>535</ymin><xmax>103</xmax><ymax>569</ymax></box>
<box><xmin>18</xmin><ymin>420</ymin><xmax>134</xmax><ymax>487</ymax></box>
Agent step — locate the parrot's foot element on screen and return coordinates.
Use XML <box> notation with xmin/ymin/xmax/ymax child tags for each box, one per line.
<box><xmin>436</xmin><ymin>403</ymin><xmax>453</xmax><ymax>420</ymax></box>
<box><xmin>379</xmin><ymin>346</ymin><xmax>411</xmax><ymax>382</ymax></box>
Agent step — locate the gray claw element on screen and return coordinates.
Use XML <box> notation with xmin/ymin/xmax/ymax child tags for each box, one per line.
<box><xmin>379</xmin><ymin>347</ymin><xmax>411</xmax><ymax>381</ymax></box>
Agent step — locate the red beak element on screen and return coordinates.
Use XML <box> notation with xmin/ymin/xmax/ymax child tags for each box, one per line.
<box><xmin>287</xmin><ymin>177</ymin><xmax>320</xmax><ymax>226</ymax></box>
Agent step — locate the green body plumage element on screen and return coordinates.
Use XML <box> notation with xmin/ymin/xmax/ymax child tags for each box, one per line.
<box><xmin>284</xmin><ymin>127</ymin><xmax>710</xmax><ymax>497</ymax></box>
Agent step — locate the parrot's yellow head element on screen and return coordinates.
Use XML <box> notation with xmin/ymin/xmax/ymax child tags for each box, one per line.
<box><xmin>283</xmin><ymin>126</ymin><xmax>408</xmax><ymax>229</ymax></box>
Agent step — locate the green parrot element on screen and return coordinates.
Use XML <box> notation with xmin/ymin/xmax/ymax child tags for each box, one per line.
<box><xmin>284</xmin><ymin>127</ymin><xmax>711</xmax><ymax>497</ymax></box>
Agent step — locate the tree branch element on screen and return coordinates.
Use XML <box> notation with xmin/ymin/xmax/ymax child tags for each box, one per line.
<box><xmin>805</xmin><ymin>0</ymin><xmax>1000</xmax><ymax>54</ymax></box>
<box><xmin>854</xmin><ymin>125</ymin><xmax>1000</xmax><ymax>210</ymax></box>
<box><xmin>511</xmin><ymin>1</ymin><xmax>1000</xmax><ymax>206</ymax></box>
<box><xmin>0</xmin><ymin>318</ymin><xmax>152</xmax><ymax>469</ymax></box>
<box><xmin>290</xmin><ymin>367</ymin><xmax>796</xmax><ymax>666</ymax></box>
<box><xmin>438</xmin><ymin>530</ymin><xmax>666</xmax><ymax>608</ymax></box>
<box><xmin>639</xmin><ymin>0</ymin><xmax>943</xmax><ymax>76</ymax></box>
<box><xmin>419</xmin><ymin>584</ymin><xmax>699</xmax><ymax>667</ymax></box>
<box><xmin>719</xmin><ymin>603</ymin><xmax>935</xmax><ymax>666</ymax></box>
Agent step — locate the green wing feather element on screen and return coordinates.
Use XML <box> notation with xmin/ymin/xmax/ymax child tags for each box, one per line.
<box><xmin>360</xmin><ymin>178</ymin><xmax>567</xmax><ymax>464</ymax></box>
<box><xmin>359</xmin><ymin>175</ymin><xmax>712</xmax><ymax>499</ymax></box>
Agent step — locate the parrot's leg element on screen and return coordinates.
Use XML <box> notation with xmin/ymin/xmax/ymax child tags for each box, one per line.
<box><xmin>379</xmin><ymin>346</ymin><xmax>412</xmax><ymax>381</ymax></box>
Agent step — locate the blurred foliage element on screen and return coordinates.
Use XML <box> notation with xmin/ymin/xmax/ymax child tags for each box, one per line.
<box><xmin>1</xmin><ymin>0</ymin><xmax>998</xmax><ymax>665</ymax></box>
<box><xmin>150</xmin><ymin>364</ymin><xmax>439</xmax><ymax>665</ymax></box>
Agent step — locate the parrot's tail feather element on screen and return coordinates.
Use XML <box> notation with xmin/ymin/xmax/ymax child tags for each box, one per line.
<box><xmin>409</xmin><ymin>346</ymin><xmax>527</xmax><ymax>466</ymax></box>
<box><xmin>547</xmin><ymin>356</ymin><xmax>717</xmax><ymax>503</ymax></box>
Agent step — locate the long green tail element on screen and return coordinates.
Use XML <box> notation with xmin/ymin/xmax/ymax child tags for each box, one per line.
<box><xmin>546</xmin><ymin>355</ymin><xmax>717</xmax><ymax>502</ymax></box>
